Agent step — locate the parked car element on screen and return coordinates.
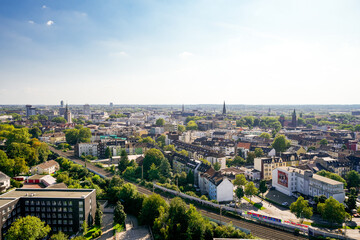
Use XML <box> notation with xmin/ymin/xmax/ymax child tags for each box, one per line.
<box><xmin>282</xmin><ymin>202</ymin><xmax>289</xmax><ymax>206</ymax></box>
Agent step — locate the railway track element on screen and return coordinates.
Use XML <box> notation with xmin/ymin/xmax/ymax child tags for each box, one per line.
<box><xmin>50</xmin><ymin>147</ymin><xmax>305</xmax><ymax>239</ymax></box>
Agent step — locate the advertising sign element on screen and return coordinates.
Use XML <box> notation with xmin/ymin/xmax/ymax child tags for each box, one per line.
<box><xmin>278</xmin><ymin>170</ymin><xmax>288</xmax><ymax>187</ymax></box>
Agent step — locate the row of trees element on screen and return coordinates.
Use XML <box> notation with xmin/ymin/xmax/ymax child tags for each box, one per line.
<box><xmin>290</xmin><ymin>196</ymin><xmax>350</xmax><ymax>226</ymax></box>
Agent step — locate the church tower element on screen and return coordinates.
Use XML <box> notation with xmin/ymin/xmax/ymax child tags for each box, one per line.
<box><xmin>222</xmin><ymin>101</ymin><xmax>226</xmax><ymax>115</ymax></box>
<box><xmin>182</xmin><ymin>104</ymin><xmax>184</xmax><ymax>112</ymax></box>
<box><xmin>64</xmin><ymin>104</ymin><xmax>72</xmax><ymax>124</ymax></box>
<box><xmin>292</xmin><ymin>109</ymin><xmax>297</xmax><ymax>128</ymax></box>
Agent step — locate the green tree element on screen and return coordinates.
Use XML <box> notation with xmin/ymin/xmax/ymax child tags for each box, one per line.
<box><xmin>186</xmin><ymin>170</ymin><xmax>194</xmax><ymax>184</ymax></box>
<box><xmin>319</xmin><ymin>139</ymin><xmax>328</xmax><ymax>146</ymax></box>
<box><xmin>140</xmin><ymin>194</ymin><xmax>168</xmax><ymax>226</ymax></box>
<box><xmin>317</xmin><ymin>197</ymin><xmax>350</xmax><ymax>225</ymax></box>
<box><xmin>159</xmin><ymin>158</ymin><xmax>171</xmax><ymax>178</ymax></box>
<box><xmin>114</xmin><ymin>201</ymin><xmax>126</xmax><ymax>225</ymax></box>
<box><xmin>13</xmin><ymin>157</ymin><xmax>29</xmax><ymax>175</ymax></box>
<box><xmin>235</xmin><ymin>187</ymin><xmax>244</xmax><ymax>200</ymax></box>
<box><xmin>244</xmin><ymin>182</ymin><xmax>258</xmax><ymax>203</ymax></box>
<box><xmin>345</xmin><ymin>190</ymin><xmax>357</xmax><ymax>212</ymax></box>
<box><xmin>213</xmin><ymin>162</ymin><xmax>221</xmax><ymax>171</ymax></box>
<box><xmin>29</xmin><ymin>127</ymin><xmax>42</xmax><ymax>138</ymax></box>
<box><xmin>143</xmin><ymin>148</ymin><xmax>165</xmax><ymax>175</ymax></box>
<box><xmin>139</xmin><ymin>136</ymin><xmax>155</xmax><ymax>144</ymax></box>
<box><xmin>118</xmin><ymin>150</ymin><xmax>130</xmax><ymax>173</ymax></box>
<box><xmin>148</xmin><ymin>163</ymin><xmax>160</xmax><ymax>181</ymax></box>
<box><xmin>259</xmin><ymin>132</ymin><xmax>271</xmax><ymax>139</ymax></box>
<box><xmin>52</xmin><ymin>117</ymin><xmax>67</xmax><ymax>124</ymax></box>
<box><xmin>156</xmin><ymin>118</ymin><xmax>165</xmax><ymax>126</ymax></box>
<box><xmin>246</xmin><ymin>152</ymin><xmax>256</xmax><ymax>164</ymax></box>
<box><xmin>271</xmin><ymin>134</ymin><xmax>291</xmax><ymax>153</ymax></box>
<box><xmin>259</xmin><ymin>180</ymin><xmax>267</xmax><ymax>199</ymax></box>
<box><xmin>50</xmin><ymin>231</ymin><xmax>68</xmax><ymax>240</ymax></box>
<box><xmin>5</xmin><ymin>216</ymin><xmax>51</xmax><ymax>240</ymax></box>
<box><xmin>290</xmin><ymin>196</ymin><xmax>313</xmax><ymax>221</ymax></box>
<box><xmin>317</xmin><ymin>170</ymin><xmax>346</xmax><ymax>186</ymax></box>
<box><xmin>0</xmin><ymin>150</ymin><xmax>14</xmax><ymax>176</ymax></box>
<box><xmin>233</xmin><ymin>174</ymin><xmax>247</xmax><ymax>187</ymax></box>
<box><xmin>95</xmin><ymin>207</ymin><xmax>103</xmax><ymax>226</ymax></box>
<box><xmin>346</xmin><ymin>170</ymin><xmax>360</xmax><ymax>191</ymax></box>
<box><xmin>65</xmin><ymin>127</ymin><xmax>91</xmax><ymax>145</ymax></box>
<box><xmin>186</xmin><ymin>120</ymin><xmax>198</xmax><ymax>130</ymax></box>
<box><xmin>177</xmin><ymin>125</ymin><xmax>186</xmax><ymax>133</ymax></box>
<box><xmin>156</xmin><ymin>135</ymin><xmax>166</xmax><ymax>148</ymax></box>
<box><xmin>306</xmin><ymin>124</ymin><xmax>313</xmax><ymax>129</ymax></box>
<box><xmin>164</xmin><ymin>144</ymin><xmax>176</xmax><ymax>152</ymax></box>
<box><xmin>38</xmin><ymin>115</ymin><xmax>48</xmax><ymax>121</ymax></box>
<box><xmin>254</xmin><ymin>148</ymin><xmax>264</xmax><ymax>157</ymax></box>
<box><xmin>105</xmin><ymin>147</ymin><xmax>112</xmax><ymax>159</ymax></box>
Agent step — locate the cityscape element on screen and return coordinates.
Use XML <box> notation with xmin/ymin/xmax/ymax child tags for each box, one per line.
<box><xmin>1</xmin><ymin>1</ymin><xmax>360</xmax><ymax>240</ymax></box>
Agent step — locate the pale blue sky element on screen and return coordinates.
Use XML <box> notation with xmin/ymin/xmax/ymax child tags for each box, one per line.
<box><xmin>0</xmin><ymin>0</ymin><xmax>359</xmax><ymax>105</ymax></box>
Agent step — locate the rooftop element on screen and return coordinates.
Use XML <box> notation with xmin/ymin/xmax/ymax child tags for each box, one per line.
<box><xmin>0</xmin><ymin>188</ymin><xmax>94</xmax><ymax>199</ymax></box>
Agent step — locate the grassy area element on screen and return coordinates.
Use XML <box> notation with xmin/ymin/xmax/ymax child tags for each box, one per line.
<box><xmin>243</xmin><ymin>197</ymin><xmax>266</xmax><ymax>210</ymax></box>
<box><xmin>84</xmin><ymin>225</ymin><xmax>102</xmax><ymax>240</ymax></box>
<box><xmin>113</xmin><ymin>223</ymin><xmax>125</xmax><ymax>233</ymax></box>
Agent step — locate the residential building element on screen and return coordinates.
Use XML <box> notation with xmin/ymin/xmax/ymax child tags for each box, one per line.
<box><xmin>25</xmin><ymin>105</ymin><xmax>36</xmax><ymax>118</ymax></box>
<box><xmin>31</xmin><ymin>160</ymin><xmax>60</xmax><ymax>175</ymax></box>
<box><xmin>0</xmin><ymin>188</ymin><xmax>96</xmax><ymax>239</ymax></box>
<box><xmin>272</xmin><ymin>166</ymin><xmax>345</xmax><ymax>203</ymax></box>
<box><xmin>254</xmin><ymin>156</ymin><xmax>299</xmax><ymax>180</ymax></box>
<box><xmin>39</xmin><ymin>132</ymin><xmax>66</xmax><ymax>144</ymax></box>
<box><xmin>0</xmin><ymin>172</ymin><xmax>10</xmax><ymax>193</ymax></box>
<box><xmin>199</xmin><ymin>170</ymin><xmax>233</xmax><ymax>202</ymax></box>
<box><xmin>75</xmin><ymin>143</ymin><xmax>98</xmax><ymax>157</ymax></box>
<box><xmin>173</xmin><ymin>140</ymin><xmax>226</xmax><ymax>169</ymax></box>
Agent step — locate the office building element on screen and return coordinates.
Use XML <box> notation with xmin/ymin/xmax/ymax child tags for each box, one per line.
<box><xmin>0</xmin><ymin>188</ymin><xmax>96</xmax><ymax>239</ymax></box>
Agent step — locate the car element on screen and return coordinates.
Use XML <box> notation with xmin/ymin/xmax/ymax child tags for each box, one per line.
<box><xmin>282</xmin><ymin>202</ymin><xmax>288</xmax><ymax>206</ymax></box>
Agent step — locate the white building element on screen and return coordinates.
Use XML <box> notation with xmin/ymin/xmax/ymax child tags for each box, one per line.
<box><xmin>0</xmin><ymin>171</ymin><xmax>10</xmax><ymax>193</ymax></box>
<box><xmin>75</xmin><ymin>143</ymin><xmax>98</xmax><ymax>157</ymax></box>
<box><xmin>199</xmin><ymin>170</ymin><xmax>234</xmax><ymax>202</ymax></box>
<box><xmin>272</xmin><ymin>166</ymin><xmax>345</xmax><ymax>203</ymax></box>
<box><xmin>31</xmin><ymin>160</ymin><xmax>60</xmax><ymax>175</ymax></box>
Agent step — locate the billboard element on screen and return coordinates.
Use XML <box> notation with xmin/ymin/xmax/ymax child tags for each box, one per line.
<box><xmin>278</xmin><ymin>170</ymin><xmax>288</xmax><ymax>187</ymax></box>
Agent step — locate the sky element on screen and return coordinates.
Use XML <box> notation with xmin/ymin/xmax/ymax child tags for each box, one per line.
<box><xmin>0</xmin><ymin>0</ymin><xmax>359</xmax><ymax>105</ymax></box>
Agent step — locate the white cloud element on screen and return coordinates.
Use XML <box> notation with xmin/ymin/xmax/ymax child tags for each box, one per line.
<box><xmin>28</xmin><ymin>20</ymin><xmax>34</xmax><ymax>24</ymax></box>
<box><xmin>42</xmin><ymin>5</ymin><xmax>47</xmax><ymax>9</ymax></box>
<box><xmin>46</xmin><ymin>20</ymin><xmax>54</xmax><ymax>26</ymax></box>
<box><xmin>179</xmin><ymin>51</ymin><xmax>193</xmax><ymax>59</ymax></box>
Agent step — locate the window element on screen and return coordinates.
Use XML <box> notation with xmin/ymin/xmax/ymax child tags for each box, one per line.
<box><xmin>31</xmin><ymin>207</ymin><xmax>34</xmax><ymax>212</ymax></box>
<box><xmin>36</xmin><ymin>207</ymin><xmax>40</xmax><ymax>212</ymax></box>
<box><xmin>79</xmin><ymin>201</ymin><xmax>83</xmax><ymax>206</ymax></box>
<box><xmin>25</xmin><ymin>207</ymin><xmax>29</xmax><ymax>212</ymax></box>
<box><xmin>53</xmin><ymin>219</ymin><xmax>57</xmax><ymax>224</ymax></box>
<box><xmin>69</xmin><ymin>220</ymin><xmax>73</xmax><ymax>225</ymax></box>
<box><xmin>58</xmin><ymin>213</ymin><xmax>62</xmax><ymax>218</ymax></box>
<box><xmin>79</xmin><ymin>214</ymin><xmax>83</xmax><ymax>218</ymax></box>
<box><xmin>25</xmin><ymin>201</ymin><xmax>29</xmax><ymax>205</ymax></box>
<box><xmin>63</xmin><ymin>220</ymin><xmax>67</xmax><ymax>225</ymax></box>
<box><xmin>58</xmin><ymin>220</ymin><xmax>62</xmax><ymax>224</ymax></box>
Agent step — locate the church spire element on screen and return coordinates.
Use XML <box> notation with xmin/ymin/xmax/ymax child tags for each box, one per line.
<box><xmin>182</xmin><ymin>104</ymin><xmax>184</xmax><ymax>112</ymax></box>
<box><xmin>222</xmin><ymin>101</ymin><xmax>226</xmax><ymax>115</ymax></box>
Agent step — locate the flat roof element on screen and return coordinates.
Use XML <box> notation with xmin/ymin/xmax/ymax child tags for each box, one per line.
<box><xmin>0</xmin><ymin>199</ymin><xmax>16</xmax><ymax>207</ymax></box>
<box><xmin>276</xmin><ymin>166</ymin><xmax>343</xmax><ymax>185</ymax></box>
<box><xmin>0</xmin><ymin>189</ymin><xmax>94</xmax><ymax>199</ymax></box>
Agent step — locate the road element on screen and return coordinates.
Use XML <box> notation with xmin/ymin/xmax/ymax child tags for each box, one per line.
<box><xmin>50</xmin><ymin>146</ymin><xmax>305</xmax><ymax>240</ymax></box>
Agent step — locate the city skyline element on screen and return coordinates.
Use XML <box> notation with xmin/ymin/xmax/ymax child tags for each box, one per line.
<box><xmin>0</xmin><ymin>0</ymin><xmax>359</xmax><ymax>105</ymax></box>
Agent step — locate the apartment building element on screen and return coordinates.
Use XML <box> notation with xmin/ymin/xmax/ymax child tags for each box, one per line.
<box><xmin>272</xmin><ymin>166</ymin><xmax>345</xmax><ymax>203</ymax></box>
<box><xmin>0</xmin><ymin>189</ymin><xmax>96</xmax><ymax>239</ymax></box>
<box><xmin>254</xmin><ymin>156</ymin><xmax>299</xmax><ymax>180</ymax></box>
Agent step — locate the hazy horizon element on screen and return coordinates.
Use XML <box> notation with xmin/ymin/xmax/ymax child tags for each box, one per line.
<box><xmin>1</xmin><ymin>0</ymin><xmax>359</xmax><ymax>105</ymax></box>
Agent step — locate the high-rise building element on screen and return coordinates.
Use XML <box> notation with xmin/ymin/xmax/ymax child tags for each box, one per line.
<box><xmin>60</xmin><ymin>100</ymin><xmax>64</xmax><ymax>108</ymax></box>
<box><xmin>25</xmin><ymin>105</ymin><xmax>36</xmax><ymax>118</ymax></box>
<box><xmin>83</xmin><ymin>104</ymin><xmax>90</xmax><ymax>115</ymax></box>
<box><xmin>109</xmin><ymin>102</ymin><xmax>113</xmax><ymax>107</ymax></box>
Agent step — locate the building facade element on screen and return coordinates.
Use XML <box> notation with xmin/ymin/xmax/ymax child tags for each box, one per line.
<box><xmin>272</xmin><ymin>167</ymin><xmax>345</xmax><ymax>203</ymax></box>
<box><xmin>0</xmin><ymin>189</ymin><xmax>96</xmax><ymax>239</ymax></box>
